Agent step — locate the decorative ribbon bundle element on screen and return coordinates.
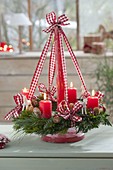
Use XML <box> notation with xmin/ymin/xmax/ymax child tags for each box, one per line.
<box><xmin>57</xmin><ymin>100</ymin><xmax>83</xmax><ymax>126</ymax></box>
<box><xmin>5</xmin><ymin>93</ymin><xmax>24</xmax><ymax>120</ymax></box>
<box><xmin>28</xmin><ymin>11</ymin><xmax>89</xmax><ymax>102</ymax></box>
<box><xmin>5</xmin><ymin>11</ymin><xmax>87</xmax><ymax>120</ymax></box>
<box><xmin>38</xmin><ymin>83</ymin><xmax>57</xmax><ymax>101</ymax></box>
<box><xmin>4</xmin><ymin>12</ymin><xmax>111</xmax><ymax>140</ymax></box>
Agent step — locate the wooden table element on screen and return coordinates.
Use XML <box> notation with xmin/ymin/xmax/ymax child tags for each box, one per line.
<box><xmin>0</xmin><ymin>124</ymin><xmax>113</xmax><ymax>170</ymax></box>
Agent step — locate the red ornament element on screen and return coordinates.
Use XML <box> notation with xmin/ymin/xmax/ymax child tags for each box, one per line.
<box><xmin>0</xmin><ymin>134</ymin><xmax>10</xmax><ymax>149</ymax></box>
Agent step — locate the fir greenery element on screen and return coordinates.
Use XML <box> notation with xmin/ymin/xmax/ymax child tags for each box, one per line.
<box><xmin>96</xmin><ymin>57</ymin><xmax>113</xmax><ymax>118</ymax></box>
<box><xmin>13</xmin><ymin>107</ymin><xmax>111</xmax><ymax>136</ymax></box>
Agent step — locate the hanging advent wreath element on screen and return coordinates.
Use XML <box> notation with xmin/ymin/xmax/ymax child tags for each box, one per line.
<box><xmin>5</xmin><ymin>12</ymin><xmax>111</xmax><ymax>143</ymax></box>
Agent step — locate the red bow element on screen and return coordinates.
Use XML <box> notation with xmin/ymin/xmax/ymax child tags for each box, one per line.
<box><xmin>94</xmin><ymin>91</ymin><xmax>104</xmax><ymax>100</ymax></box>
<box><xmin>43</xmin><ymin>11</ymin><xmax>69</xmax><ymax>33</ymax></box>
<box><xmin>38</xmin><ymin>83</ymin><xmax>57</xmax><ymax>101</ymax></box>
<box><xmin>82</xmin><ymin>90</ymin><xmax>104</xmax><ymax>100</ymax></box>
<box><xmin>57</xmin><ymin>100</ymin><xmax>83</xmax><ymax>124</ymax></box>
<box><xmin>5</xmin><ymin>93</ymin><xmax>24</xmax><ymax>120</ymax></box>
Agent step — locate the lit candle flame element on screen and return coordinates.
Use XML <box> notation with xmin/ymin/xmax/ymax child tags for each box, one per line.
<box><xmin>23</xmin><ymin>87</ymin><xmax>28</xmax><ymax>93</ymax></box>
<box><xmin>4</xmin><ymin>45</ymin><xmax>7</xmax><ymax>51</ymax></box>
<box><xmin>9</xmin><ymin>49</ymin><xmax>13</xmax><ymax>52</ymax></box>
<box><xmin>70</xmin><ymin>82</ymin><xmax>73</xmax><ymax>88</ymax></box>
<box><xmin>92</xmin><ymin>90</ymin><xmax>95</xmax><ymax>96</ymax></box>
<box><xmin>9</xmin><ymin>45</ymin><xmax>13</xmax><ymax>48</ymax></box>
<box><xmin>44</xmin><ymin>93</ymin><xmax>46</xmax><ymax>100</ymax></box>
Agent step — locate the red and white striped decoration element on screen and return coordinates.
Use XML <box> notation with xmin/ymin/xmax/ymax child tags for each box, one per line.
<box><xmin>95</xmin><ymin>91</ymin><xmax>104</xmax><ymax>100</ymax></box>
<box><xmin>48</xmin><ymin>44</ymin><xmax>56</xmax><ymax>89</ymax></box>
<box><xmin>38</xmin><ymin>83</ymin><xmax>56</xmax><ymax>101</ymax></box>
<box><xmin>28</xmin><ymin>11</ymin><xmax>89</xmax><ymax>104</ymax></box>
<box><xmin>82</xmin><ymin>90</ymin><xmax>91</xmax><ymax>99</ymax></box>
<box><xmin>57</xmin><ymin>100</ymin><xmax>70</xmax><ymax>119</ymax></box>
<box><xmin>60</xmin><ymin>28</ymin><xmax>88</xmax><ymax>94</ymax></box>
<box><xmin>43</xmin><ymin>12</ymin><xmax>69</xmax><ymax>33</ymax></box>
<box><xmin>5</xmin><ymin>93</ymin><xmax>23</xmax><ymax>120</ymax></box>
<box><xmin>57</xmin><ymin>100</ymin><xmax>83</xmax><ymax>125</ymax></box>
<box><xmin>28</xmin><ymin>31</ymin><xmax>54</xmax><ymax>100</ymax></box>
<box><xmin>59</xmin><ymin>31</ymin><xmax>68</xmax><ymax>101</ymax></box>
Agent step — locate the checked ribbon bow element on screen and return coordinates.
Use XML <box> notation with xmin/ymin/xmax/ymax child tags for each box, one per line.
<box><xmin>28</xmin><ymin>11</ymin><xmax>89</xmax><ymax>102</ymax></box>
<box><xmin>5</xmin><ymin>93</ymin><xmax>24</xmax><ymax>120</ymax></box>
<box><xmin>82</xmin><ymin>90</ymin><xmax>104</xmax><ymax>100</ymax></box>
<box><xmin>94</xmin><ymin>91</ymin><xmax>104</xmax><ymax>100</ymax></box>
<box><xmin>57</xmin><ymin>100</ymin><xmax>83</xmax><ymax>126</ymax></box>
<box><xmin>38</xmin><ymin>83</ymin><xmax>57</xmax><ymax>101</ymax></box>
<box><xmin>43</xmin><ymin>12</ymin><xmax>69</xmax><ymax>33</ymax></box>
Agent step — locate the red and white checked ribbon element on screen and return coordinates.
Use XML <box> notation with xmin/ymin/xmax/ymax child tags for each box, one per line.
<box><xmin>48</xmin><ymin>43</ymin><xmax>56</xmax><ymax>89</ymax></box>
<box><xmin>95</xmin><ymin>91</ymin><xmax>104</xmax><ymax>100</ymax></box>
<box><xmin>28</xmin><ymin>31</ymin><xmax>54</xmax><ymax>100</ymax></box>
<box><xmin>82</xmin><ymin>90</ymin><xmax>91</xmax><ymax>99</ymax></box>
<box><xmin>38</xmin><ymin>83</ymin><xmax>57</xmax><ymax>101</ymax></box>
<box><xmin>28</xmin><ymin>11</ymin><xmax>88</xmax><ymax>101</ymax></box>
<box><xmin>5</xmin><ymin>93</ymin><xmax>23</xmax><ymax>120</ymax></box>
<box><xmin>81</xmin><ymin>90</ymin><xmax>104</xmax><ymax>100</ymax></box>
<box><xmin>57</xmin><ymin>100</ymin><xmax>83</xmax><ymax>125</ymax></box>
<box><xmin>60</xmin><ymin>28</ymin><xmax>88</xmax><ymax>94</ymax></box>
<box><xmin>59</xmin><ymin>31</ymin><xmax>68</xmax><ymax>101</ymax></box>
<box><xmin>43</xmin><ymin>12</ymin><xmax>69</xmax><ymax>33</ymax></box>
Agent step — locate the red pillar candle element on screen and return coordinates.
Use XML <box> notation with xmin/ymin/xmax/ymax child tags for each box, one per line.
<box><xmin>87</xmin><ymin>90</ymin><xmax>99</xmax><ymax>109</ymax></box>
<box><xmin>68</xmin><ymin>82</ymin><xmax>77</xmax><ymax>103</ymax></box>
<box><xmin>0</xmin><ymin>42</ymin><xmax>6</xmax><ymax>48</ymax></box>
<box><xmin>54</xmin><ymin>26</ymin><xmax>65</xmax><ymax>104</ymax></box>
<box><xmin>39</xmin><ymin>93</ymin><xmax>52</xmax><ymax>119</ymax></box>
<box><xmin>22</xmin><ymin>87</ymin><xmax>29</xmax><ymax>99</ymax></box>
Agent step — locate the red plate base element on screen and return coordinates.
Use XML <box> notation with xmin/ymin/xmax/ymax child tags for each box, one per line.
<box><xmin>41</xmin><ymin>128</ymin><xmax>84</xmax><ymax>143</ymax></box>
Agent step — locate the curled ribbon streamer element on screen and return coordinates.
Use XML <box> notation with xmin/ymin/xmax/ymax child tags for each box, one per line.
<box><xmin>38</xmin><ymin>83</ymin><xmax>57</xmax><ymax>101</ymax></box>
<box><xmin>5</xmin><ymin>93</ymin><xmax>23</xmax><ymax>120</ymax></box>
<box><xmin>57</xmin><ymin>100</ymin><xmax>83</xmax><ymax>124</ymax></box>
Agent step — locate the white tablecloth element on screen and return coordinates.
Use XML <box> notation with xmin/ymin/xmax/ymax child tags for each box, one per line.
<box><xmin>0</xmin><ymin>124</ymin><xmax>113</xmax><ymax>170</ymax></box>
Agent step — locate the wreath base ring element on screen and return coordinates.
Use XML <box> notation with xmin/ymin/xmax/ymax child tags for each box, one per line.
<box><xmin>41</xmin><ymin>128</ymin><xmax>84</xmax><ymax>143</ymax></box>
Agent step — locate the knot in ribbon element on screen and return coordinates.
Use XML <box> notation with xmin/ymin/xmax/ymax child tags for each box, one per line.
<box><xmin>5</xmin><ymin>93</ymin><xmax>24</xmax><ymax>120</ymax></box>
<box><xmin>38</xmin><ymin>83</ymin><xmax>56</xmax><ymax>101</ymax></box>
<box><xmin>57</xmin><ymin>100</ymin><xmax>83</xmax><ymax>123</ymax></box>
<box><xmin>43</xmin><ymin>11</ymin><xmax>69</xmax><ymax>33</ymax></box>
